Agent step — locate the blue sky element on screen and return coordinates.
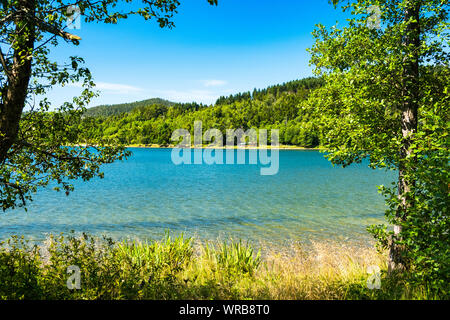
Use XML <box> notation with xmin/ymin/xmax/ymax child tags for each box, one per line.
<box><xmin>47</xmin><ymin>0</ymin><xmax>350</xmax><ymax>107</ymax></box>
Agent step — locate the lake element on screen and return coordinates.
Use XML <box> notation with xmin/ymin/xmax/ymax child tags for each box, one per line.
<box><xmin>0</xmin><ymin>148</ymin><xmax>395</xmax><ymax>246</ymax></box>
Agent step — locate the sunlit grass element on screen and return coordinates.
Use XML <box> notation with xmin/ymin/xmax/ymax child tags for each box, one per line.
<box><xmin>0</xmin><ymin>232</ymin><xmax>445</xmax><ymax>300</ymax></box>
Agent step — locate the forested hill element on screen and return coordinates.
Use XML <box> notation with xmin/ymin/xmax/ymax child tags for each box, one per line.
<box><xmin>85</xmin><ymin>77</ymin><xmax>323</xmax><ymax>117</ymax></box>
<box><xmin>84</xmin><ymin>98</ymin><xmax>175</xmax><ymax>117</ymax></box>
<box><xmin>215</xmin><ymin>77</ymin><xmax>324</xmax><ymax>105</ymax></box>
<box><xmin>80</xmin><ymin>77</ymin><xmax>325</xmax><ymax>147</ymax></box>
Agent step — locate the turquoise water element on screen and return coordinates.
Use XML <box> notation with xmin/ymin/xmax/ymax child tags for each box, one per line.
<box><xmin>0</xmin><ymin>149</ymin><xmax>395</xmax><ymax>246</ymax></box>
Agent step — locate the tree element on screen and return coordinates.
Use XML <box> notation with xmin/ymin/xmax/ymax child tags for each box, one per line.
<box><xmin>307</xmin><ymin>0</ymin><xmax>448</xmax><ymax>284</ymax></box>
<box><xmin>0</xmin><ymin>0</ymin><xmax>218</xmax><ymax>210</ymax></box>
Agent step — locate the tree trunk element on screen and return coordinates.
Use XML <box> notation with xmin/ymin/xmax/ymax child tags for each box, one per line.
<box><xmin>0</xmin><ymin>0</ymin><xmax>35</xmax><ymax>164</ymax></box>
<box><xmin>388</xmin><ymin>0</ymin><xmax>420</xmax><ymax>272</ymax></box>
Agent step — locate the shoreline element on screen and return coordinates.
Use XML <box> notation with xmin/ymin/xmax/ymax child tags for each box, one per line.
<box><xmin>124</xmin><ymin>144</ymin><xmax>325</xmax><ymax>151</ymax></box>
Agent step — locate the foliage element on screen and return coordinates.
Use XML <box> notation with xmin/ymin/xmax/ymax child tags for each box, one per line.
<box><xmin>306</xmin><ymin>0</ymin><xmax>449</xmax><ymax>292</ymax></box>
<box><xmin>114</xmin><ymin>233</ymin><xmax>193</xmax><ymax>298</ymax></box>
<box><xmin>215</xmin><ymin>77</ymin><xmax>324</xmax><ymax>105</ymax></box>
<box><xmin>0</xmin><ymin>236</ymin><xmax>41</xmax><ymax>299</ymax></box>
<box><xmin>204</xmin><ymin>240</ymin><xmax>261</xmax><ymax>276</ymax></box>
<box><xmin>41</xmin><ymin>232</ymin><xmax>119</xmax><ymax>299</ymax></box>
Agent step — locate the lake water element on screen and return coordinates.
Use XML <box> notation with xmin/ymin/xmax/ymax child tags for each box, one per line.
<box><xmin>0</xmin><ymin>148</ymin><xmax>395</xmax><ymax>246</ymax></box>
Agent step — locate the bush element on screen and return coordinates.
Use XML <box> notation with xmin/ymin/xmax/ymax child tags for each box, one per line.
<box><xmin>204</xmin><ymin>240</ymin><xmax>261</xmax><ymax>277</ymax></box>
<box><xmin>0</xmin><ymin>236</ymin><xmax>41</xmax><ymax>299</ymax></box>
<box><xmin>0</xmin><ymin>232</ymin><xmax>446</xmax><ymax>300</ymax></box>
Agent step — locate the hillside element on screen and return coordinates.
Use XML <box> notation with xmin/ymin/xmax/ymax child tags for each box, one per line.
<box><xmin>84</xmin><ymin>98</ymin><xmax>175</xmax><ymax>117</ymax></box>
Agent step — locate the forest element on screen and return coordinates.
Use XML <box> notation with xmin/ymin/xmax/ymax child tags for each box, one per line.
<box><xmin>80</xmin><ymin>77</ymin><xmax>324</xmax><ymax>147</ymax></box>
<box><xmin>84</xmin><ymin>98</ymin><xmax>175</xmax><ymax>117</ymax></box>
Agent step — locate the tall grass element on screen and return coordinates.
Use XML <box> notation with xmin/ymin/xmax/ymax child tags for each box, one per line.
<box><xmin>0</xmin><ymin>232</ymin><xmax>446</xmax><ymax>300</ymax></box>
<box><xmin>203</xmin><ymin>240</ymin><xmax>261</xmax><ymax>276</ymax></box>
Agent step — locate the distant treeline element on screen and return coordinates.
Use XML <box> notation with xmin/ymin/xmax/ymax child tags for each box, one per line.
<box><xmin>80</xmin><ymin>77</ymin><xmax>325</xmax><ymax>147</ymax></box>
<box><xmin>84</xmin><ymin>98</ymin><xmax>175</xmax><ymax>117</ymax></box>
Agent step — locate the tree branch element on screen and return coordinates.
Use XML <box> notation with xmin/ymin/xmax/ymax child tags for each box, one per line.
<box><xmin>0</xmin><ymin>179</ymin><xmax>26</xmax><ymax>206</ymax></box>
<box><xmin>20</xmin><ymin>9</ymin><xmax>82</xmax><ymax>41</ymax></box>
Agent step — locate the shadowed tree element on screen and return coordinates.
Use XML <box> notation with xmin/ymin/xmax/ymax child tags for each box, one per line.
<box><xmin>308</xmin><ymin>0</ymin><xmax>448</xmax><ymax>282</ymax></box>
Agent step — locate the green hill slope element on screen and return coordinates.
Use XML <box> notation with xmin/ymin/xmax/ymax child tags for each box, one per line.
<box><xmin>84</xmin><ymin>98</ymin><xmax>175</xmax><ymax>117</ymax></box>
<box><xmin>80</xmin><ymin>77</ymin><xmax>325</xmax><ymax>147</ymax></box>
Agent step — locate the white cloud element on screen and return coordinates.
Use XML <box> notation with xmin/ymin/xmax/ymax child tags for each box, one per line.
<box><xmin>202</xmin><ymin>80</ymin><xmax>228</xmax><ymax>87</ymax></box>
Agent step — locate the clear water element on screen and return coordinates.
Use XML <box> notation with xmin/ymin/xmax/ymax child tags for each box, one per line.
<box><xmin>0</xmin><ymin>149</ymin><xmax>395</xmax><ymax>246</ymax></box>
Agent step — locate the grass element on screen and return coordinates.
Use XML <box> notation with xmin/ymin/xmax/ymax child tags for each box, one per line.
<box><xmin>0</xmin><ymin>232</ymin><xmax>446</xmax><ymax>300</ymax></box>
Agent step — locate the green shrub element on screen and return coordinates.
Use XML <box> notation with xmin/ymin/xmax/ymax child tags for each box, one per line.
<box><xmin>41</xmin><ymin>232</ymin><xmax>119</xmax><ymax>299</ymax></box>
<box><xmin>0</xmin><ymin>236</ymin><xmax>42</xmax><ymax>299</ymax></box>
<box><xmin>204</xmin><ymin>240</ymin><xmax>261</xmax><ymax>276</ymax></box>
<box><xmin>114</xmin><ymin>232</ymin><xmax>193</xmax><ymax>299</ymax></box>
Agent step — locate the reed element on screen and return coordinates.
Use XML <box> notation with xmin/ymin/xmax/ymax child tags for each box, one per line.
<box><xmin>0</xmin><ymin>232</ymin><xmax>444</xmax><ymax>300</ymax></box>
